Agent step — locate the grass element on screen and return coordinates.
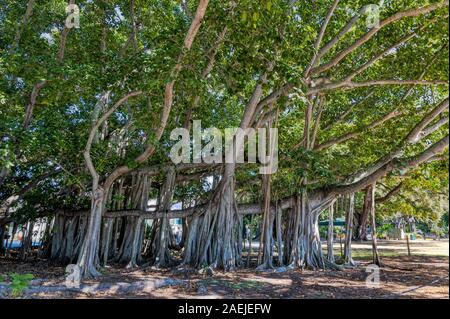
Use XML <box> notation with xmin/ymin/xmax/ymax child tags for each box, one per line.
<box><xmin>324</xmin><ymin>248</ymin><xmax>446</xmax><ymax>261</ymax></box>
<box><xmin>99</xmin><ymin>267</ymin><xmax>109</xmax><ymax>275</ymax></box>
<box><xmin>347</xmin><ymin>249</ymin><xmax>404</xmax><ymax>260</ymax></box>
<box><xmin>9</xmin><ymin>273</ymin><xmax>34</xmax><ymax>297</ymax></box>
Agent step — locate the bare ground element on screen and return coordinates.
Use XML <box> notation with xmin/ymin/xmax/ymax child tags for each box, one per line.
<box><xmin>0</xmin><ymin>240</ymin><xmax>448</xmax><ymax>299</ymax></box>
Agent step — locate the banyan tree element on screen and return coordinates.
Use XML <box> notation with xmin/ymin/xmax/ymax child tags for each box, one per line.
<box><xmin>0</xmin><ymin>0</ymin><xmax>448</xmax><ymax>279</ymax></box>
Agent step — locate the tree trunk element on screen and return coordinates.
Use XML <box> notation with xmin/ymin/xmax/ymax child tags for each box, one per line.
<box><xmin>257</xmin><ymin>174</ymin><xmax>274</xmax><ymax>270</ymax></box>
<box><xmin>50</xmin><ymin>214</ymin><xmax>86</xmax><ymax>264</ymax></box>
<box><xmin>115</xmin><ymin>216</ymin><xmax>145</xmax><ymax>266</ymax></box>
<box><xmin>369</xmin><ymin>183</ymin><xmax>382</xmax><ymax>266</ymax></box>
<box><xmin>246</xmin><ymin>215</ymin><xmax>253</xmax><ymax>267</ymax></box>
<box><xmin>0</xmin><ymin>224</ymin><xmax>5</xmax><ymax>255</ymax></box>
<box><xmin>179</xmin><ymin>217</ymin><xmax>188</xmax><ymax>249</ymax></box>
<box><xmin>283</xmin><ymin>207</ymin><xmax>295</xmax><ymax>266</ymax></box>
<box><xmin>111</xmin><ymin>218</ymin><xmax>119</xmax><ymax>257</ymax></box>
<box><xmin>62</xmin><ymin>217</ymin><xmax>76</xmax><ymax>263</ymax></box>
<box><xmin>113</xmin><ymin>174</ymin><xmax>150</xmax><ymax>267</ymax></box>
<box><xmin>327</xmin><ymin>201</ymin><xmax>335</xmax><ymax>263</ymax></box>
<box><xmin>6</xmin><ymin>222</ymin><xmax>18</xmax><ymax>257</ymax></box>
<box><xmin>285</xmin><ymin>191</ymin><xmax>338</xmax><ymax>270</ymax></box>
<box><xmin>127</xmin><ymin>216</ymin><xmax>145</xmax><ymax>268</ymax></box>
<box><xmin>181</xmin><ymin>214</ymin><xmax>199</xmax><ymax>265</ymax></box>
<box><xmin>298</xmin><ymin>192</ymin><xmax>325</xmax><ymax>269</ymax></box>
<box><xmin>20</xmin><ymin>221</ymin><xmax>34</xmax><ymax>261</ymax></box>
<box><xmin>73</xmin><ymin>215</ymin><xmax>87</xmax><ymax>262</ymax></box>
<box><xmin>187</xmin><ymin>164</ymin><xmax>240</xmax><ymax>270</ymax></box>
<box><xmin>288</xmin><ymin>195</ymin><xmax>302</xmax><ymax>267</ymax></box>
<box><xmin>50</xmin><ymin>214</ymin><xmax>64</xmax><ymax>261</ymax></box>
<box><xmin>275</xmin><ymin>203</ymin><xmax>284</xmax><ymax>266</ymax></box>
<box><xmin>236</xmin><ymin>213</ymin><xmax>243</xmax><ymax>265</ymax></box>
<box><xmin>344</xmin><ymin>193</ymin><xmax>356</xmax><ymax>266</ymax></box>
<box><xmin>77</xmin><ymin>186</ymin><xmax>107</xmax><ymax>278</ymax></box>
<box><xmin>38</xmin><ymin>217</ymin><xmax>53</xmax><ymax>258</ymax></box>
<box><xmin>152</xmin><ymin>168</ymin><xmax>176</xmax><ymax>268</ymax></box>
<box><xmin>358</xmin><ymin>186</ymin><xmax>372</xmax><ymax>241</ymax></box>
<box><xmin>100</xmin><ymin>218</ymin><xmax>113</xmax><ymax>266</ymax></box>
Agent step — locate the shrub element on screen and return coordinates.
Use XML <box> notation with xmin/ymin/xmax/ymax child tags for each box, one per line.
<box><xmin>9</xmin><ymin>273</ymin><xmax>34</xmax><ymax>297</ymax></box>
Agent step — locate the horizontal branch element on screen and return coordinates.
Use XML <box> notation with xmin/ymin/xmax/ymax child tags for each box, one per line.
<box><xmin>342</xmin><ymin>97</ymin><xmax>448</xmax><ymax>184</ymax></box>
<box><xmin>83</xmin><ymin>91</ymin><xmax>143</xmax><ymax>184</ymax></box>
<box><xmin>311</xmin><ymin>1</ymin><xmax>449</xmax><ymax>75</ymax></box>
<box><xmin>107</xmin><ymin>0</ymin><xmax>210</xmax><ymax>188</ymax></box>
<box><xmin>376</xmin><ymin>182</ymin><xmax>403</xmax><ymax>203</ymax></box>
<box><xmin>327</xmin><ymin>135</ymin><xmax>449</xmax><ymax>196</ymax></box>
<box><xmin>309</xmin><ymin>79</ymin><xmax>448</xmax><ymax>95</ymax></box>
<box><xmin>305</xmin><ymin>0</ymin><xmax>340</xmax><ymax>76</ymax></box>
<box><xmin>314</xmin><ymin>109</ymin><xmax>401</xmax><ymax>151</ymax></box>
<box><xmin>322</xmin><ymin>90</ymin><xmax>375</xmax><ymax>131</ymax></box>
<box><xmin>406</xmin><ymin>98</ymin><xmax>449</xmax><ymax>143</ymax></box>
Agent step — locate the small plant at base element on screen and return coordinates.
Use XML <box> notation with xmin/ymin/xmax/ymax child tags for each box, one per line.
<box><xmin>199</xmin><ymin>263</ymin><xmax>211</xmax><ymax>276</ymax></box>
<box><xmin>9</xmin><ymin>273</ymin><xmax>34</xmax><ymax>297</ymax></box>
<box><xmin>99</xmin><ymin>267</ymin><xmax>109</xmax><ymax>275</ymax></box>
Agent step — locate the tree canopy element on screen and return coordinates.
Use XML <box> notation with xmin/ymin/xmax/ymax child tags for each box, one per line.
<box><xmin>0</xmin><ymin>0</ymin><xmax>448</xmax><ymax>278</ymax></box>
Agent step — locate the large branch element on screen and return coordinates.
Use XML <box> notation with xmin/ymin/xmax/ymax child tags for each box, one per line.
<box><xmin>305</xmin><ymin>0</ymin><xmax>340</xmax><ymax>77</ymax></box>
<box><xmin>251</xmin><ymin>83</ymin><xmax>295</xmax><ymax>125</ymax></box>
<box><xmin>343</xmin><ymin>97</ymin><xmax>448</xmax><ymax>184</ymax></box>
<box><xmin>398</xmin><ymin>43</ymin><xmax>448</xmax><ymax>101</ymax></box>
<box><xmin>309</xmin><ymin>79</ymin><xmax>448</xmax><ymax>95</ymax></box>
<box><xmin>376</xmin><ymin>182</ymin><xmax>403</xmax><ymax>203</ymax></box>
<box><xmin>322</xmin><ymin>90</ymin><xmax>375</xmax><ymax>131</ymax></box>
<box><xmin>184</xmin><ymin>26</ymin><xmax>228</xmax><ymax>129</ymax></box>
<box><xmin>57</xmin><ymin>0</ymin><xmax>76</xmax><ymax>62</ymax></box>
<box><xmin>326</xmin><ymin>135</ymin><xmax>449</xmax><ymax>196</ymax></box>
<box><xmin>310</xmin><ymin>97</ymin><xmax>325</xmax><ymax>148</ymax></box>
<box><xmin>105</xmin><ymin>0</ymin><xmax>209</xmax><ymax>188</ymax></box>
<box><xmin>342</xmin><ymin>31</ymin><xmax>419</xmax><ymax>82</ymax></box>
<box><xmin>321</xmin><ymin>42</ymin><xmax>446</xmax><ymax>128</ymax></box>
<box><xmin>83</xmin><ymin>91</ymin><xmax>143</xmax><ymax>185</ymax></box>
<box><xmin>240</xmin><ymin>66</ymin><xmax>273</xmax><ymax>131</ymax></box>
<box><xmin>311</xmin><ymin>1</ymin><xmax>449</xmax><ymax>75</ymax></box>
<box><xmin>23</xmin><ymin>80</ymin><xmax>48</xmax><ymax>129</ymax></box>
<box><xmin>314</xmin><ymin>108</ymin><xmax>401</xmax><ymax>151</ymax></box>
<box><xmin>119</xmin><ymin>0</ymin><xmax>139</xmax><ymax>55</ymax></box>
<box><xmin>75</xmin><ymin>133</ymin><xmax>448</xmax><ymax>220</ymax></box>
<box><xmin>319</xmin><ymin>14</ymin><xmax>445</xmax><ymax>88</ymax></box>
<box><xmin>134</xmin><ymin>0</ymin><xmax>209</xmax><ymax>164</ymax></box>
<box><xmin>421</xmin><ymin>116</ymin><xmax>449</xmax><ymax>139</ymax></box>
<box><xmin>314</xmin><ymin>6</ymin><xmax>367</xmax><ymax>62</ymax></box>
<box><xmin>9</xmin><ymin>0</ymin><xmax>35</xmax><ymax>53</ymax></box>
<box><xmin>63</xmin><ymin>196</ymin><xmax>296</xmax><ymax>220</ymax></box>
<box><xmin>22</xmin><ymin>0</ymin><xmax>76</xmax><ymax>130</ymax></box>
<box><xmin>405</xmin><ymin>97</ymin><xmax>449</xmax><ymax>143</ymax></box>
<box><xmin>0</xmin><ymin>169</ymin><xmax>62</xmax><ymax>215</ymax></box>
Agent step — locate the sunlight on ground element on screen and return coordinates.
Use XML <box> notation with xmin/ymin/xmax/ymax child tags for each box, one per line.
<box><xmin>326</xmin><ymin>239</ymin><xmax>449</xmax><ymax>257</ymax></box>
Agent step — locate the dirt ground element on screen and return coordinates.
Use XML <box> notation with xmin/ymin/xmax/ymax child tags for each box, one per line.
<box><xmin>0</xmin><ymin>239</ymin><xmax>448</xmax><ymax>299</ymax></box>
